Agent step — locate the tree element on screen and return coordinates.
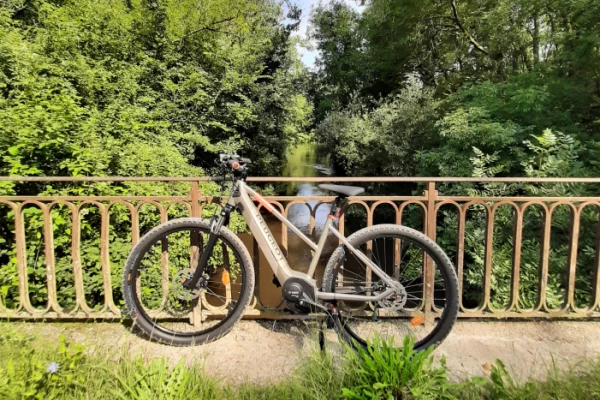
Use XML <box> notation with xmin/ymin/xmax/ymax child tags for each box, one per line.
<box><xmin>0</xmin><ymin>0</ymin><xmax>313</xmax><ymax>309</ymax></box>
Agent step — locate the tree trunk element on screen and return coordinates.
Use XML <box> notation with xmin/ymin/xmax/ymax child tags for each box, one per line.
<box><xmin>533</xmin><ymin>12</ymin><xmax>540</xmax><ymax>65</ymax></box>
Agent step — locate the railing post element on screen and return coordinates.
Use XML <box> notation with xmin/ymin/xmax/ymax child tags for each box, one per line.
<box><xmin>189</xmin><ymin>181</ymin><xmax>205</xmax><ymax>326</ymax></box>
<box><xmin>424</xmin><ymin>182</ymin><xmax>437</xmax><ymax>323</ymax></box>
<box><xmin>190</xmin><ymin>182</ymin><xmax>201</xmax><ymax>218</ymax></box>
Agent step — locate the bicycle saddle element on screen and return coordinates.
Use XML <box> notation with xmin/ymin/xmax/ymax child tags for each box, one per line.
<box><xmin>318</xmin><ymin>184</ymin><xmax>365</xmax><ymax>197</ymax></box>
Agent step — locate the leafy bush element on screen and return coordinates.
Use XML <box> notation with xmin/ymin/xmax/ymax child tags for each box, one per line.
<box><xmin>112</xmin><ymin>359</ymin><xmax>220</xmax><ymax>400</ymax></box>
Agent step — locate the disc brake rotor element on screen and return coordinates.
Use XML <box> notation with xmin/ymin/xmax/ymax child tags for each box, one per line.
<box><xmin>377</xmin><ymin>285</ymin><xmax>408</xmax><ymax>312</ymax></box>
<box><xmin>170</xmin><ymin>268</ymin><xmax>206</xmax><ymax>301</ymax></box>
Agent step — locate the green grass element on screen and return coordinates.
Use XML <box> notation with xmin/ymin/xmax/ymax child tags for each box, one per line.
<box><xmin>1</xmin><ymin>325</ymin><xmax>600</xmax><ymax>400</ymax></box>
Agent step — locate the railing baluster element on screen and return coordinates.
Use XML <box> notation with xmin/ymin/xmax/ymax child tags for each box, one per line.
<box><xmin>366</xmin><ymin>203</ymin><xmax>373</xmax><ymax>290</ymax></box>
<box><xmin>592</xmin><ymin>208</ymin><xmax>600</xmax><ymax>311</ymax></box>
<box><xmin>223</xmin><ymin>242</ymin><xmax>232</xmax><ymax>307</ymax></box>
<box><xmin>537</xmin><ymin>206</ymin><xmax>552</xmax><ymax>312</ymax></box>
<box><xmin>483</xmin><ymin>205</ymin><xmax>494</xmax><ymax>311</ymax></box>
<box><xmin>14</xmin><ymin>204</ymin><xmax>33</xmax><ymax>313</ymax></box>
<box><xmin>100</xmin><ymin>205</ymin><xmax>119</xmax><ymax>315</ymax></box>
<box><xmin>71</xmin><ymin>204</ymin><xmax>88</xmax><ymax>313</ymax></box>
<box><xmin>310</xmin><ymin>203</ymin><xmax>316</xmax><ymax>235</ymax></box>
<box><xmin>252</xmin><ymin>237</ymin><xmax>262</xmax><ymax>311</ymax></box>
<box><xmin>131</xmin><ymin>203</ymin><xmax>140</xmax><ymax>246</ymax></box>
<box><xmin>280</xmin><ymin>203</ymin><xmax>288</xmax><ymax>259</ymax></box>
<box><xmin>43</xmin><ymin>204</ymin><xmax>60</xmax><ymax>313</ymax></box>
<box><xmin>510</xmin><ymin>207</ymin><xmax>524</xmax><ymax>311</ymax></box>
<box><xmin>394</xmin><ymin>202</ymin><xmax>402</xmax><ymax>280</ymax></box>
<box><xmin>566</xmin><ymin>207</ymin><xmax>580</xmax><ymax>311</ymax></box>
<box><xmin>457</xmin><ymin>207</ymin><xmax>466</xmax><ymax>311</ymax></box>
<box><xmin>338</xmin><ymin>204</ymin><xmax>345</xmax><ymax>245</ymax></box>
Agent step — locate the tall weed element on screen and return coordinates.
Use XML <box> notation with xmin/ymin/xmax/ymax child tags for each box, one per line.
<box><xmin>341</xmin><ymin>335</ymin><xmax>452</xmax><ymax>400</ymax></box>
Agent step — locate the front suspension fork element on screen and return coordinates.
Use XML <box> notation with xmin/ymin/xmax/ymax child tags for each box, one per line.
<box><xmin>183</xmin><ymin>204</ymin><xmax>234</xmax><ymax>290</ymax></box>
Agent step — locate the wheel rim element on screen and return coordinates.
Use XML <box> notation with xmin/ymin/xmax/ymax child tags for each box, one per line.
<box><xmin>329</xmin><ymin>233</ymin><xmax>453</xmax><ymax>349</ymax></box>
<box><xmin>129</xmin><ymin>226</ymin><xmax>248</xmax><ymax>340</ymax></box>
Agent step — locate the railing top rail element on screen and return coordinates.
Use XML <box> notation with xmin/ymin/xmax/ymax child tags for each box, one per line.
<box><xmin>2</xmin><ymin>176</ymin><xmax>600</xmax><ymax>183</ymax></box>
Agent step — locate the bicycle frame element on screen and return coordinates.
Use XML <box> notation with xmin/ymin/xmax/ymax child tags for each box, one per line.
<box><xmin>228</xmin><ymin>180</ymin><xmax>399</xmax><ymax>303</ymax></box>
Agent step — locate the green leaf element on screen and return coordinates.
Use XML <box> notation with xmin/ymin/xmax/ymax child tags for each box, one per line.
<box><xmin>7</xmin><ymin>147</ymin><xmax>19</xmax><ymax>156</ymax></box>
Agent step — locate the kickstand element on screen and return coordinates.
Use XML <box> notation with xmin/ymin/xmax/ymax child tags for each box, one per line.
<box><xmin>372</xmin><ymin>304</ymin><xmax>380</xmax><ymax>322</ymax></box>
<box><xmin>318</xmin><ymin>319</ymin><xmax>326</xmax><ymax>352</ymax></box>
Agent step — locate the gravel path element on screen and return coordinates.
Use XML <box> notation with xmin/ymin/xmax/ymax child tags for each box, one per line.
<box><xmin>13</xmin><ymin>320</ymin><xmax>600</xmax><ymax>384</ymax></box>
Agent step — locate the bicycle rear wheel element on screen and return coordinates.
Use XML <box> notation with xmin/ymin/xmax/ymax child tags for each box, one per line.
<box><xmin>122</xmin><ymin>218</ymin><xmax>254</xmax><ymax>346</ymax></box>
<box><xmin>322</xmin><ymin>224</ymin><xmax>458</xmax><ymax>351</ymax></box>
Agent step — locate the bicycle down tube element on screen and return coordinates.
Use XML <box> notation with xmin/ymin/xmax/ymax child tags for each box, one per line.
<box><xmin>234</xmin><ymin>181</ymin><xmax>399</xmax><ymax>302</ymax></box>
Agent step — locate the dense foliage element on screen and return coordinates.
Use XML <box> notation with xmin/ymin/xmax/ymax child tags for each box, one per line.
<box><xmin>1</xmin><ymin>0</ymin><xmax>313</xmax><ymax>185</ymax></box>
<box><xmin>0</xmin><ymin>0</ymin><xmax>313</xmax><ymax>309</ymax></box>
<box><xmin>312</xmin><ymin>0</ymin><xmax>600</xmax><ymax>180</ymax></box>
<box><xmin>311</xmin><ymin>0</ymin><xmax>600</xmax><ymax>309</ymax></box>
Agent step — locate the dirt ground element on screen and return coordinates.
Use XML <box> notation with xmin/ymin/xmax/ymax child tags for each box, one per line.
<box><xmin>11</xmin><ymin>320</ymin><xmax>600</xmax><ymax>384</ymax></box>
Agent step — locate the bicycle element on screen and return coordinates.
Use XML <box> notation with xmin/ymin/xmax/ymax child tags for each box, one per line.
<box><xmin>122</xmin><ymin>154</ymin><xmax>459</xmax><ymax>351</ymax></box>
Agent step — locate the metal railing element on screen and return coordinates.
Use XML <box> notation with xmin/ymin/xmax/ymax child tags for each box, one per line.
<box><xmin>1</xmin><ymin>176</ymin><xmax>600</xmax><ymax>320</ymax></box>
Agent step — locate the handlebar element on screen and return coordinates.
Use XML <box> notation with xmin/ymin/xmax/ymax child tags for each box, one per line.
<box><xmin>219</xmin><ymin>154</ymin><xmax>251</xmax><ymax>169</ymax></box>
<box><xmin>217</xmin><ymin>154</ymin><xmax>251</xmax><ymax>179</ymax></box>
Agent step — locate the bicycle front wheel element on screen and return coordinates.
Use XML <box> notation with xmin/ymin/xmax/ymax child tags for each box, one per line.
<box><xmin>322</xmin><ymin>224</ymin><xmax>459</xmax><ymax>351</ymax></box>
<box><xmin>122</xmin><ymin>218</ymin><xmax>255</xmax><ymax>346</ymax></box>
